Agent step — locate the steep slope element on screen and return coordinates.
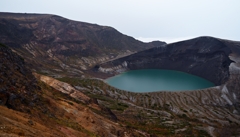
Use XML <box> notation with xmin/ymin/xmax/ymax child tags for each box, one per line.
<box><xmin>97</xmin><ymin>36</ymin><xmax>234</xmax><ymax>85</ymax></box>
<box><xmin>0</xmin><ymin>43</ymin><xmax>150</xmax><ymax>136</ymax></box>
<box><xmin>0</xmin><ymin>43</ymin><xmax>37</xmax><ymax>111</ymax></box>
<box><xmin>0</xmin><ymin>12</ymin><xmax>166</xmax><ymax>78</ymax></box>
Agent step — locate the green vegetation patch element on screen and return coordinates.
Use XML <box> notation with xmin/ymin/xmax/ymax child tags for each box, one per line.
<box><xmin>0</xmin><ymin>43</ymin><xmax>8</xmax><ymax>48</ymax></box>
<box><xmin>87</xmin><ymin>93</ymin><xmax>129</xmax><ymax>111</ymax></box>
<box><xmin>108</xmin><ymin>102</ymin><xmax>129</xmax><ymax>111</ymax></box>
<box><xmin>57</xmin><ymin>77</ymin><xmax>83</xmax><ymax>86</ymax></box>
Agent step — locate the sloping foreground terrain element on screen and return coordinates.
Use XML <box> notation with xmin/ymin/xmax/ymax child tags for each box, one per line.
<box><xmin>0</xmin><ymin>43</ymin><xmax>153</xmax><ymax>136</ymax></box>
<box><xmin>1</xmin><ymin>41</ymin><xmax>240</xmax><ymax>136</ymax></box>
<box><xmin>0</xmin><ymin>12</ymin><xmax>165</xmax><ymax>78</ymax></box>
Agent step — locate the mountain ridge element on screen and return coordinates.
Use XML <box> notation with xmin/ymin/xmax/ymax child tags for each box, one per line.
<box><xmin>0</xmin><ymin>12</ymin><xmax>166</xmax><ymax>78</ymax></box>
<box><xmin>97</xmin><ymin>36</ymin><xmax>237</xmax><ymax>85</ymax></box>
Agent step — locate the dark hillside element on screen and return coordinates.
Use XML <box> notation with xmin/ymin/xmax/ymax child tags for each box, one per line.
<box><xmin>0</xmin><ymin>12</ymin><xmax>166</xmax><ymax>77</ymax></box>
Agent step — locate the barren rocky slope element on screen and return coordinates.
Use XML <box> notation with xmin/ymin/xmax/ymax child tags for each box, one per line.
<box><xmin>0</xmin><ymin>43</ymin><xmax>37</xmax><ymax>111</ymax></box>
<box><xmin>55</xmin><ymin>75</ymin><xmax>240</xmax><ymax>136</ymax></box>
<box><xmin>0</xmin><ymin>12</ymin><xmax>165</xmax><ymax>78</ymax></box>
<box><xmin>0</xmin><ymin>43</ymin><xmax>154</xmax><ymax>137</ymax></box>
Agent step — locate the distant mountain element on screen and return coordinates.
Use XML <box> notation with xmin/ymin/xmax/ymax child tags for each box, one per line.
<box><xmin>0</xmin><ymin>12</ymin><xmax>166</xmax><ymax>77</ymax></box>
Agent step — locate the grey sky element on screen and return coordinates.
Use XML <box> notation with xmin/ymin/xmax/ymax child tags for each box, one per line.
<box><xmin>1</xmin><ymin>0</ymin><xmax>240</xmax><ymax>43</ymax></box>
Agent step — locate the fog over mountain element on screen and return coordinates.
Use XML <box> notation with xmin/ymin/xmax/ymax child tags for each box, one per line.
<box><xmin>1</xmin><ymin>0</ymin><xmax>240</xmax><ymax>42</ymax></box>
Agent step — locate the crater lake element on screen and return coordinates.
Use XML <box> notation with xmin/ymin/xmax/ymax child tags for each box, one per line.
<box><xmin>106</xmin><ymin>69</ymin><xmax>215</xmax><ymax>92</ymax></box>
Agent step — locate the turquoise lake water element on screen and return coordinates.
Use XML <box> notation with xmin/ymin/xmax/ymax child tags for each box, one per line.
<box><xmin>106</xmin><ymin>69</ymin><xmax>215</xmax><ymax>92</ymax></box>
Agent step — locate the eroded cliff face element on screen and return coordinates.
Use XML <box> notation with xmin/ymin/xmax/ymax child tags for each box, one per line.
<box><xmin>98</xmin><ymin>37</ymin><xmax>233</xmax><ymax>85</ymax></box>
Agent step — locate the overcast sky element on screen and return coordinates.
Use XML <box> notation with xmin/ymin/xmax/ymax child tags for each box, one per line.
<box><xmin>1</xmin><ymin>0</ymin><xmax>240</xmax><ymax>43</ymax></box>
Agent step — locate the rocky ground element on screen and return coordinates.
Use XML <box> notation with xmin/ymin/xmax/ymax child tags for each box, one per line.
<box><xmin>0</xmin><ymin>43</ymin><xmax>37</xmax><ymax>111</ymax></box>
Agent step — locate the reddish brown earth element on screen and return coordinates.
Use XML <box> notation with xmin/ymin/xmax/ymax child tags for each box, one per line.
<box><xmin>0</xmin><ymin>44</ymin><xmax>155</xmax><ymax>136</ymax></box>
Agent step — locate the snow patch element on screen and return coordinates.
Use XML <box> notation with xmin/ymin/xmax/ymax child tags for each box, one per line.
<box><xmin>221</xmin><ymin>94</ymin><xmax>232</xmax><ymax>105</ymax></box>
<box><xmin>233</xmin><ymin>93</ymin><xmax>237</xmax><ymax>100</ymax></box>
<box><xmin>221</xmin><ymin>85</ymin><xmax>229</xmax><ymax>94</ymax></box>
<box><xmin>233</xmin><ymin>110</ymin><xmax>238</xmax><ymax>114</ymax></box>
<box><xmin>229</xmin><ymin>63</ymin><xmax>240</xmax><ymax>73</ymax></box>
<box><xmin>122</xmin><ymin>61</ymin><xmax>127</xmax><ymax>67</ymax></box>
